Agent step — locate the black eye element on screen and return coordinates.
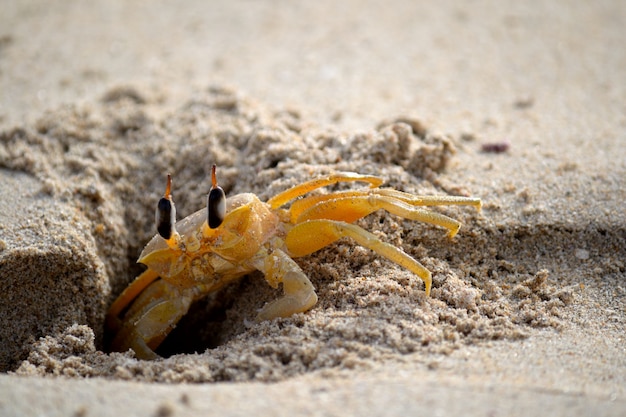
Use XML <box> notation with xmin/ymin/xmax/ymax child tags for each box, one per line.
<box><xmin>156</xmin><ymin>197</ymin><xmax>175</xmax><ymax>239</ymax></box>
<box><xmin>207</xmin><ymin>164</ymin><xmax>226</xmax><ymax>229</ymax></box>
<box><xmin>155</xmin><ymin>174</ymin><xmax>176</xmax><ymax>240</ymax></box>
<box><xmin>207</xmin><ymin>186</ymin><xmax>225</xmax><ymax>228</ymax></box>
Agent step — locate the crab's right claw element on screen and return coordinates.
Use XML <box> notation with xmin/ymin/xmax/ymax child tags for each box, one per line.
<box><xmin>255</xmin><ymin>249</ymin><xmax>318</xmax><ymax>321</ymax></box>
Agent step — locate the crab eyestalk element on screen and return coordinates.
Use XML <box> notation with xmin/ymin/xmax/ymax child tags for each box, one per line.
<box><xmin>155</xmin><ymin>174</ymin><xmax>180</xmax><ymax>247</ymax></box>
<box><xmin>207</xmin><ymin>164</ymin><xmax>226</xmax><ymax>229</ymax></box>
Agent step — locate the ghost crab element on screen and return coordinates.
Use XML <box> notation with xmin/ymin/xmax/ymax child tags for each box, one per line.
<box><xmin>106</xmin><ymin>165</ymin><xmax>481</xmax><ymax>359</ymax></box>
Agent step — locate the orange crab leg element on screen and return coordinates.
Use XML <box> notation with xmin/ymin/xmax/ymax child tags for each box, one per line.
<box><xmin>288</xmin><ymin>190</ymin><xmax>372</xmax><ymax>222</ymax></box>
<box><xmin>106</xmin><ymin>268</ymin><xmax>160</xmax><ymax>333</ymax></box>
<box><xmin>298</xmin><ymin>195</ymin><xmax>462</xmax><ymax>236</ymax></box>
<box><xmin>266</xmin><ymin>172</ymin><xmax>383</xmax><ymax>209</ymax></box>
<box><xmin>109</xmin><ymin>279</ymin><xmax>195</xmax><ymax>359</ymax></box>
<box><xmin>290</xmin><ymin>190</ymin><xmax>481</xmax><ymax>237</ymax></box>
<box><xmin>373</xmin><ymin>189</ymin><xmax>482</xmax><ymax>209</ymax></box>
<box><xmin>290</xmin><ymin>190</ymin><xmax>482</xmax><ymax>220</ymax></box>
<box><xmin>285</xmin><ymin>219</ymin><xmax>432</xmax><ymax>296</ymax></box>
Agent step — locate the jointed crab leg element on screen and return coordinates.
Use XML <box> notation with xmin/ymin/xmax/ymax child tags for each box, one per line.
<box><xmin>374</xmin><ymin>189</ymin><xmax>483</xmax><ymax>208</ymax></box>
<box><xmin>289</xmin><ymin>189</ymin><xmax>481</xmax><ymax>236</ymax></box>
<box><xmin>296</xmin><ymin>194</ymin><xmax>470</xmax><ymax>238</ymax></box>
<box><xmin>109</xmin><ymin>279</ymin><xmax>195</xmax><ymax>359</ymax></box>
<box><xmin>290</xmin><ymin>189</ymin><xmax>480</xmax><ymax>221</ymax></box>
<box><xmin>285</xmin><ymin>219</ymin><xmax>432</xmax><ymax>296</ymax></box>
<box><xmin>106</xmin><ymin>269</ymin><xmax>160</xmax><ymax>334</ymax></box>
<box><xmin>267</xmin><ymin>172</ymin><xmax>383</xmax><ymax>209</ymax></box>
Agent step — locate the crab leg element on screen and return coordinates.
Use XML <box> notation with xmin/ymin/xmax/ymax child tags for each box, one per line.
<box><xmin>294</xmin><ymin>193</ymin><xmax>479</xmax><ymax>238</ymax></box>
<box><xmin>109</xmin><ymin>279</ymin><xmax>195</xmax><ymax>360</ymax></box>
<box><xmin>253</xmin><ymin>249</ymin><xmax>318</xmax><ymax>321</ymax></box>
<box><xmin>373</xmin><ymin>188</ymin><xmax>483</xmax><ymax>208</ymax></box>
<box><xmin>285</xmin><ymin>219</ymin><xmax>432</xmax><ymax>296</ymax></box>
<box><xmin>288</xmin><ymin>189</ymin><xmax>481</xmax><ymax>226</ymax></box>
<box><xmin>266</xmin><ymin>172</ymin><xmax>383</xmax><ymax>209</ymax></box>
<box><xmin>106</xmin><ymin>268</ymin><xmax>160</xmax><ymax>334</ymax></box>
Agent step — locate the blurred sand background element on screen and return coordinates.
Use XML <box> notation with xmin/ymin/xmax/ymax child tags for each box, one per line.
<box><xmin>0</xmin><ymin>0</ymin><xmax>625</xmax><ymax>416</ymax></box>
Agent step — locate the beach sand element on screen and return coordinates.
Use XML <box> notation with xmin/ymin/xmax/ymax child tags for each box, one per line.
<box><xmin>0</xmin><ymin>1</ymin><xmax>624</xmax><ymax>415</ymax></box>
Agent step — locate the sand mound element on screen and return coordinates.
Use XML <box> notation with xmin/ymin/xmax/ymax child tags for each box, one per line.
<box><xmin>0</xmin><ymin>86</ymin><xmax>598</xmax><ymax>382</ymax></box>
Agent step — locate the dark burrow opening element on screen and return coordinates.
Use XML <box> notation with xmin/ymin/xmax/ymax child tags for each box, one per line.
<box><xmin>155</xmin><ymin>297</ymin><xmax>229</xmax><ymax>357</ymax></box>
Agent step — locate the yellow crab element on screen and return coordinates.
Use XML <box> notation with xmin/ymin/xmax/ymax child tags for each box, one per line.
<box><xmin>106</xmin><ymin>165</ymin><xmax>481</xmax><ymax>359</ymax></box>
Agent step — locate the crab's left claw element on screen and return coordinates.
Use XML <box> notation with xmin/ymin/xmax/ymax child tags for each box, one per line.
<box><xmin>109</xmin><ymin>278</ymin><xmax>194</xmax><ymax>360</ymax></box>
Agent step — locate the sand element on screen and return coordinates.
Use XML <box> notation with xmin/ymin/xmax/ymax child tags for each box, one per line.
<box><xmin>0</xmin><ymin>1</ymin><xmax>624</xmax><ymax>415</ymax></box>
